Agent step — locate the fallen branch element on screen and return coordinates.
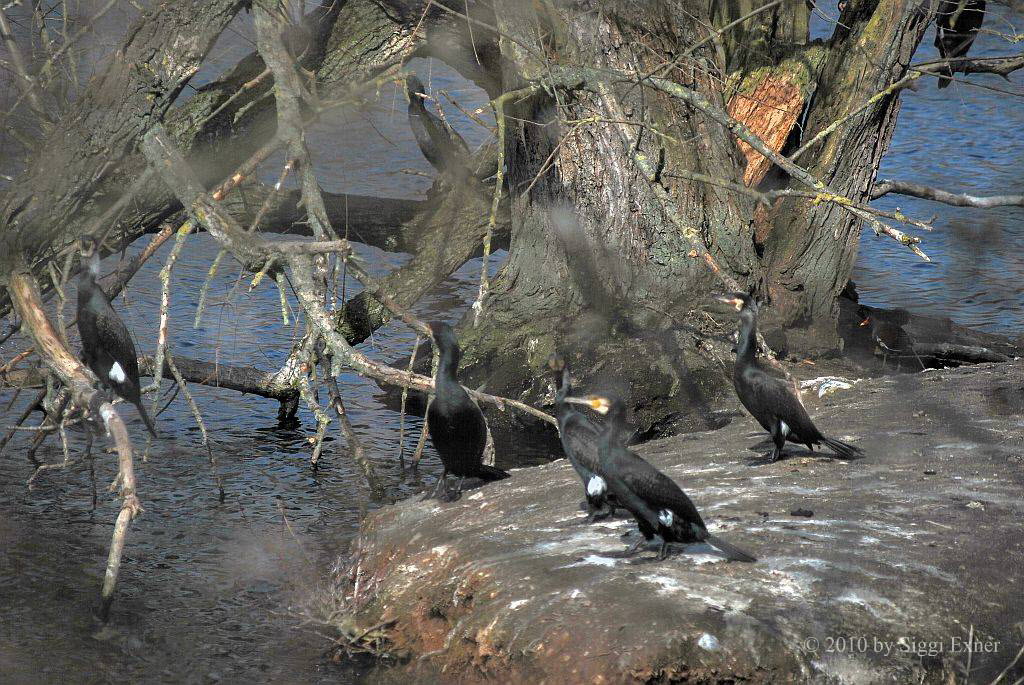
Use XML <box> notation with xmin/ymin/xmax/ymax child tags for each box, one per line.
<box><xmin>6</xmin><ymin>266</ymin><xmax>140</xmax><ymax>621</ymax></box>
<box><xmin>912</xmin><ymin>343</ymin><xmax>1009</xmax><ymax>364</ymax></box>
<box><xmin>140</xmin><ymin>124</ymin><xmax>556</xmax><ymax>426</ymax></box>
<box><xmin>913</xmin><ymin>51</ymin><xmax>1024</xmax><ymax>80</ymax></box>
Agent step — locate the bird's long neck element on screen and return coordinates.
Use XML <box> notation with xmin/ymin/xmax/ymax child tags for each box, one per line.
<box><xmin>599</xmin><ymin>407</ymin><xmax>627</xmax><ymax>460</ymax></box>
<box><xmin>78</xmin><ymin>253</ymin><xmax>102</xmax><ymax>303</ymax></box>
<box><xmin>554</xmin><ymin>368</ymin><xmax>570</xmax><ymax>404</ymax></box>
<box><xmin>408</xmin><ymin>91</ymin><xmax>425</xmax><ymax>114</ymax></box>
<box><xmin>735</xmin><ymin>311</ymin><xmax>758</xmax><ymax>364</ymax></box>
<box><xmin>436</xmin><ymin>343</ymin><xmax>461</xmax><ymax>386</ymax></box>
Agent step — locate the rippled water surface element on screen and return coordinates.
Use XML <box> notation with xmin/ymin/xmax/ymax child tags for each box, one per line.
<box><xmin>1</xmin><ymin>8</ymin><xmax>1023</xmax><ymax>685</ymax></box>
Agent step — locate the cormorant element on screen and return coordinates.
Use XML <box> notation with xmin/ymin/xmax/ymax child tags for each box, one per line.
<box><xmin>859</xmin><ymin>309</ymin><xmax>921</xmax><ymax>370</ymax></box>
<box><xmin>406</xmin><ymin>75</ymin><xmax>471</xmax><ymax>175</ymax></box>
<box><xmin>548</xmin><ymin>355</ymin><xmax>617</xmax><ymax>523</ymax></box>
<box><xmin>935</xmin><ymin>0</ymin><xmax>986</xmax><ymax>89</ymax></box>
<box><xmin>718</xmin><ymin>293</ymin><xmax>862</xmax><ymax>462</ymax></box>
<box><xmin>427</xmin><ymin>321</ymin><xmax>509</xmax><ymax>500</ymax></box>
<box><xmin>564</xmin><ymin>393</ymin><xmax>756</xmax><ymax>562</ymax></box>
<box><xmin>76</xmin><ymin>237</ymin><xmax>157</xmax><ymax>437</ymax></box>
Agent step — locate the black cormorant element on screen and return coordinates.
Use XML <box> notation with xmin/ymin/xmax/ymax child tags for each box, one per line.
<box><xmin>406</xmin><ymin>75</ymin><xmax>471</xmax><ymax>175</ymax></box>
<box><xmin>427</xmin><ymin>321</ymin><xmax>509</xmax><ymax>500</ymax></box>
<box><xmin>76</xmin><ymin>237</ymin><xmax>157</xmax><ymax>437</ymax></box>
<box><xmin>565</xmin><ymin>393</ymin><xmax>755</xmax><ymax>562</ymax></box>
<box><xmin>859</xmin><ymin>309</ymin><xmax>921</xmax><ymax>370</ymax></box>
<box><xmin>718</xmin><ymin>293</ymin><xmax>862</xmax><ymax>462</ymax></box>
<box><xmin>548</xmin><ymin>355</ymin><xmax>617</xmax><ymax>523</ymax></box>
<box><xmin>935</xmin><ymin>0</ymin><xmax>986</xmax><ymax>89</ymax></box>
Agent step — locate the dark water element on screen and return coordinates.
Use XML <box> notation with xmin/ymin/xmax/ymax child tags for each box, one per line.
<box><xmin>1</xmin><ymin>7</ymin><xmax>1023</xmax><ymax>684</ymax></box>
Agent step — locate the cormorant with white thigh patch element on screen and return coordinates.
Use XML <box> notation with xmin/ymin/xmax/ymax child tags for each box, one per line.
<box><xmin>548</xmin><ymin>354</ymin><xmax>617</xmax><ymax>523</ymax></box>
<box><xmin>564</xmin><ymin>394</ymin><xmax>756</xmax><ymax>562</ymax></box>
<box><xmin>718</xmin><ymin>292</ymin><xmax>862</xmax><ymax>462</ymax></box>
<box><xmin>76</xmin><ymin>237</ymin><xmax>157</xmax><ymax>437</ymax></box>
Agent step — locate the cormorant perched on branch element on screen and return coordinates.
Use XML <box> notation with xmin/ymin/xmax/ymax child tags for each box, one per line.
<box><xmin>76</xmin><ymin>237</ymin><xmax>157</xmax><ymax>437</ymax></box>
<box><xmin>427</xmin><ymin>321</ymin><xmax>509</xmax><ymax>500</ymax></box>
<box><xmin>935</xmin><ymin>0</ymin><xmax>986</xmax><ymax>89</ymax></box>
<box><xmin>547</xmin><ymin>355</ymin><xmax>617</xmax><ymax>523</ymax></box>
<box><xmin>406</xmin><ymin>75</ymin><xmax>471</xmax><ymax>175</ymax></box>
<box><xmin>718</xmin><ymin>293</ymin><xmax>862</xmax><ymax>462</ymax></box>
<box><xmin>565</xmin><ymin>394</ymin><xmax>755</xmax><ymax>562</ymax></box>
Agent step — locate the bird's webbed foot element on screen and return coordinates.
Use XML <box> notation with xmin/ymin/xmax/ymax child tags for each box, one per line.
<box><xmin>581</xmin><ymin>499</ymin><xmax>613</xmax><ymax>524</ymax></box>
<box><xmin>608</xmin><ymin>536</ymin><xmax>648</xmax><ymax>558</ymax></box>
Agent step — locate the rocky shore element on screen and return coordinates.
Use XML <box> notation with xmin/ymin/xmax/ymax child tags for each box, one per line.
<box><xmin>326</xmin><ymin>361</ymin><xmax>1024</xmax><ymax>684</ymax></box>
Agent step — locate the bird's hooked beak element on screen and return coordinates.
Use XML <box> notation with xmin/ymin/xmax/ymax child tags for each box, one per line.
<box><xmin>859</xmin><ymin>317</ymin><xmax>872</xmax><ymax>327</ymax></box>
<box><xmin>79</xmin><ymin>238</ymin><xmax>100</xmax><ymax>276</ymax></box>
<box><xmin>563</xmin><ymin>395</ymin><xmax>611</xmax><ymax>415</ymax></box>
<box><xmin>716</xmin><ymin>295</ymin><xmax>745</xmax><ymax>312</ymax></box>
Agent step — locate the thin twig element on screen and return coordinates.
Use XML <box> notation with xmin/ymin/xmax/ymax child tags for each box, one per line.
<box><xmin>166</xmin><ymin>354</ymin><xmax>223</xmax><ymax>498</ymax></box>
<box><xmin>147</xmin><ymin>222</ymin><xmax>193</xmax><ymax>456</ymax></box>
<box><xmin>397</xmin><ymin>335</ymin><xmax>421</xmax><ymax>468</ymax></box>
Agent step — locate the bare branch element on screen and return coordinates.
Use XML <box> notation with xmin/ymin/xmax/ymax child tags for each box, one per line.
<box><xmin>0</xmin><ymin>7</ymin><xmax>49</xmax><ymax>121</ymax></box>
<box><xmin>871</xmin><ymin>179</ymin><xmax>1024</xmax><ymax>208</ymax></box>
<box><xmin>913</xmin><ymin>51</ymin><xmax>1024</xmax><ymax>80</ymax></box>
<box><xmin>140</xmin><ymin>124</ymin><xmax>555</xmax><ymax>427</ymax></box>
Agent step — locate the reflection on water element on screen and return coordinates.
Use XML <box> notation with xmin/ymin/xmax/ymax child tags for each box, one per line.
<box><xmin>1</xmin><ymin>9</ymin><xmax>1022</xmax><ymax>685</ymax></box>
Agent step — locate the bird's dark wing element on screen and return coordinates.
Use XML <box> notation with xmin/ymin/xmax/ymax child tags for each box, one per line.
<box><xmin>744</xmin><ymin>363</ymin><xmax>821</xmax><ymax>443</ymax></box>
<box><xmin>557</xmin><ymin>410</ymin><xmax>601</xmax><ymax>477</ymax></box>
<box><xmin>92</xmin><ymin>300</ymin><xmax>142</xmax><ymax>380</ymax></box>
<box><xmin>409</xmin><ymin>104</ymin><xmax>470</xmax><ymax>172</ymax></box>
<box><xmin>428</xmin><ymin>381</ymin><xmax>487</xmax><ymax>462</ymax></box>
<box><xmin>614</xmin><ymin>448</ymin><xmax>705</xmax><ymax>528</ymax></box>
<box><xmin>935</xmin><ymin>0</ymin><xmax>986</xmax><ymax>87</ymax></box>
<box><xmin>603</xmin><ymin>467</ymin><xmax>662</xmax><ymax>534</ymax></box>
<box><xmin>936</xmin><ymin>0</ymin><xmax>985</xmax><ymax>56</ymax></box>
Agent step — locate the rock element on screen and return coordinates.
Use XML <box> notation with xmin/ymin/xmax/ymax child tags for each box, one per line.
<box><xmin>327</xmin><ymin>361</ymin><xmax>1024</xmax><ymax>683</ymax></box>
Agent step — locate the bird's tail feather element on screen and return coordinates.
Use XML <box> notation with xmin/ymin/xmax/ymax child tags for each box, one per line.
<box><xmin>705</xmin><ymin>534</ymin><xmax>757</xmax><ymax>563</ymax></box>
<box><xmin>134</xmin><ymin>401</ymin><xmax>158</xmax><ymax>438</ymax></box>
<box><xmin>821</xmin><ymin>436</ymin><xmax>863</xmax><ymax>459</ymax></box>
<box><xmin>937</xmin><ymin>66</ymin><xmax>953</xmax><ymax>89</ymax></box>
<box><xmin>476</xmin><ymin>464</ymin><xmax>510</xmax><ymax>481</ymax></box>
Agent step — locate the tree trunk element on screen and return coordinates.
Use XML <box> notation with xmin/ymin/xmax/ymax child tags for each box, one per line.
<box><xmin>763</xmin><ymin>0</ymin><xmax>933</xmax><ymax>353</ymax></box>
<box><xmin>457</xmin><ymin>0</ymin><xmax>933</xmax><ymax>432</ymax></box>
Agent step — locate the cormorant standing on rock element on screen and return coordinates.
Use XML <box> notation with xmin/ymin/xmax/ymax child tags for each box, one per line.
<box><xmin>548</xmin><ymin>355</ymin><xmax>617</xmax><ymax>523</ymax></box>
<box><xmin>76</xmin><ymin>237</ymin><xmax>157</xmax><ymax>437</ymax></box>
<box><xmin>406</xmin><ymin>75</ymin><xmax>471</xmax><ymax>175</ymax></box>
<box><xmin>935</xmin><ymin>0</ymin><xmax>986</xmax><ymax>89</ymax></box>
<box><xmin>427</xmin><ymin>321</ymin><xmax>509</xmax><ymax>500</ymax></box>
<box><xmin>565</xmin><ymin>393</ymin><xmax>756</xmax><ymax>562</ymax></box>
<box><xmin>718</xmin><ymin>293</ymin><xmax>862</xmax><ymax>462</ymax></box>
<box><xmin>859</xmin><ymin>309</ymin><xmax>921</xmax><ymax>370</ymax></box>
